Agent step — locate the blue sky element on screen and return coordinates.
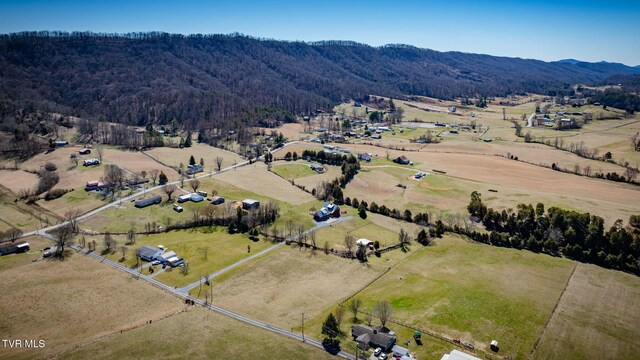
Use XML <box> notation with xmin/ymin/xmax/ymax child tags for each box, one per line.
<box><xmin>1</xmin><ymin>0</ymin><xmax>639</xmax><ymax>65</ymax></box>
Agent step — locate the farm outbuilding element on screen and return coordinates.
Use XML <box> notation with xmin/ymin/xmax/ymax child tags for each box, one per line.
<box><xmin>54</xmin><ymin>140</ymin><xmax>69</xmax><ymax>147</ymax></box>
<box><xmin>242</xmin><ymin>199</ymin><xmax>260</xmax><ymax>210</ymax></box>
<box><xmin>178</xmin><ymin>194</ymin><xmax>192</xmax><ymax>203</ymax></box>
<box><xmin>134</xmin><ymin>195</ymin><xmax>162</xmax><ymax>208</ymax></box>
<box><xmin>83</xmin><ymin>158</ymin><xmax>100</xmax><ymax>166</ymax></box>
<box><xmin>394</xmin><ymin>156</ymin><xmax>411</xmax><ymax>165</ymax></box>
<box><xmin>439</xmin><ymin>349</ymin><xmax>481</xmax><ymax>360</ymax></box>
<box><xmin>356</xmin><ymin>238</ymin><xmax>374</xmax><ymax>249</ymax></box>
<box><xmin>79</xmin><ymin>148</ymin><xmax>91</xmax><ymax>155</ymax></box>
<box><xmin>0</xmin><ymin>241</ymin><xmax>30</xmax><ymax>256</ymax></box>
<box><xmin>211</xmin><ymin>196</ymin><xmax>225</xmax><ymax>205</ymax></box>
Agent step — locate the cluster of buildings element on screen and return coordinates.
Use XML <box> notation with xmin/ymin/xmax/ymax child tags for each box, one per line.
<box><xmin>136</xmin><ymin>245</ymin><xmax>185</xmax><ymax>268</ymax></box>
<box><xmin>313</xmin><ymin>202</ymin><xmax>340</xmax><ymax>222</ymax></box>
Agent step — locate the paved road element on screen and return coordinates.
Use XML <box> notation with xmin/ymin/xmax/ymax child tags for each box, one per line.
<box><xmin>178</xmin><ymin>215</ymin><xmax>355</xmax><ymax>294</ymax></box>
<box><xmin>527</xmin><ymin>112</ymin><xmax>535</xmax><ymax>127</ymax></box>
<box><xmin>21</xmin><ymin>141</ymin><xmax>358</xmax><ymax>359</ymax></box>
<box><xmin>21</xmin><ymin>141</ymin><xmax>300</xmax><ymax>239</ymax></box>
<box><xmin>37</xmin><ymin>225</ymin><xmax>355</xmax><ymax>359</ymax></box>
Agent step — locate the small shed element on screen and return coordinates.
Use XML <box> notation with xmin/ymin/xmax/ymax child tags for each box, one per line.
<box><xmin>356</xmin><ymin>238</ymin><xmax>374</xmax><ymax>249</ymax></box>
<box><xmin>242</xmin><ymin>199</ymin><xmax>260</xmax><ymax>210</ymax></box>
<box><xmin>392</xmin><ymin>345</ymin><xmax>411</xmax><ymax>358</ymax></box>
<box><xmin>54</xmin><ymin>140</ymin><xmax>69</xmax><ymax>147</ymax></box>
<box><xmin>134</xmin><ymin>195</ymin><xmax>162</xmax><ymax>208</ymax></box>
<box><xmin>79</xmin><ymin>148</ymin><xmax>91</xmax><ymax>155</ymax></box>
<box><xmin>211</xmin><ymin>196</ymin><xmax>225</xmax><ymax>205</ymax></box>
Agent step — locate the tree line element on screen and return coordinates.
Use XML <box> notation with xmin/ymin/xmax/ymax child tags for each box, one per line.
<box><xmin>465</xmin><ymin>191</ymin><xmax>640</xmax><ymax>274</ymax></box>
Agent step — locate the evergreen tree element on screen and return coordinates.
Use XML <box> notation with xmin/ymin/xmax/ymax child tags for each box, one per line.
<box><xmin>158</xmin><ymin>171</ymin><xmax>168</xmax><ymax>184</ymax></box>
<box><xmin>189</xmin><ymin>155</ymin><xmax>196</xmax><ymax>166</ymax></box>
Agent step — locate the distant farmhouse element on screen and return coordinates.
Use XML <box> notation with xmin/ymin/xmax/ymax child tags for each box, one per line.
<box><xmin>314</xmin><ymin>202</ymin><xmax>340</xmax><ymax>221</ymax></box>
<box><xmin>83</xmin><ymin>158</ymin><xmax>100</xmax><ymax>166</ymax></box>
<box><xmin>351</xmin><ymin>324</ymin><xmax>397</xmax><ymax>351</ymax></box>
<box><xmin>242</xmin><ymin>199</ymin><xmax>260</xmax><ymax>210</ymax></box>
<box><xmin>393</xmin><ymin>155</ymin><xmax>411</xmax><ymax>165</ymax></box>
<box><xmin>134</xmin><ymin>195</ymin><xmax>162</xmax><ymax>208</ymax></box>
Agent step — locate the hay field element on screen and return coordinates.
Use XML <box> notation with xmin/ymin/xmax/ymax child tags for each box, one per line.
<box><xmin>208</xmin><ymin>246</ymin><xmax>381</xmax><ymax>328</ymax></box>
<box><xmin>103</xmin><ymin>148</ymin><xmax>179</xmax><ymax>180</ymax></box>
<box><xmin>61</xmin><ymin>307</ymin><xmax>334</xmax><ymax>360</ymax></box>
<box><xmin>0</xmin><ymin>170</ymin><xmax>39</xmax><ymax>193</ymax></box>
<box><xmin>340</xmin><ymin>144</ymin><xmax>640</xmax><ymax>224</ymax></box>
<box><xmin>216</xmin><ymin>162</ymin><xmax>315</xmax><ymax>205</ymax></box>
<box><xmin>533</xmin><ymin>263</ymin><xmax>640</xmax><ymax>360</ymax></box>
<box><xmin>354</xmin><ymin>234</ymin><xmax>576</xmax><ymax>359</ymax></box>
<box><xmin>0</xmin><ymin>251</ymin><xmax>184</xmax><ymax>360</ymax></box>
<box><xmin>37</xmin><ymin>188</ymin><xmax>109</xmax><ymax>217</ymax></box>
<box><xmin>144</xmin><ymin>143</ymin><xmax>244</xmax><ymax>172</ymax></box>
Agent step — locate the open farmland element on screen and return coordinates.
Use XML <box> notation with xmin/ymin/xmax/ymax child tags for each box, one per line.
<box><xmin>82</xmin><ymin>228</ymin><xmax>273</xmax><ymax>288</ymax></box>
<box><xmin>60</xmin><ymin>307</ymin><xmax>334</xmax><ymax>360</ymax></box>
<box><xmin>144</xmin><ymin>143</ymin><xmax>245</xmax><ymax>172</ymax></box>
<box><xmin>0</xmin><ymin>169</ymin><xmax>39</xmax><ymax>193</ymax></box>
<box><xmin>351</xmin><ymin>234</ymin><xmax>576</xmax><ymax>359</ymax></box>
<box><xmin>208</xmin><ymin>246</ymin><xmax>382</xmax><ymax>328</ymax></box>
<box><xmin>0</xmin><ymin>249</ymin><xmax>185</xmax><ymax>360</ymax></box>
<box><xmin>533</xmin><ymin>263</ymin><xmax>640</xmax><ymax>360</ymax></box>
<box><xmin>215</xmin><ymin>162</ymin><xmax>315</xmax><ymax>205</ymax></box>
<box><xmin>103</xmin><ymin>148</ymin><xmax>179</xmax><ymax>180</ymax></box>
<box><xmin>339</xmin><ymin>143</ymin><xmax>640</xmax><ymax>225</ymax></box>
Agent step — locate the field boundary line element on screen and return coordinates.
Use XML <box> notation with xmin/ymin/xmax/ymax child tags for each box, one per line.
<box><xmin>528</xmin><ymin>261</ymin><xmax>578</xmax><ymax>359</ymax></box>
<box><xmin>46</xmin><ymin>307</ymin><xmax>190</xmax><ymax>359</ymax></box>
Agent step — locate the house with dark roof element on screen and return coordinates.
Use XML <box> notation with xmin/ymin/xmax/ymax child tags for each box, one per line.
<box><xmin>134</xmin><ymin>195</ymin><xmax>162</xmax><ymax>208</ymax></box>
<box><xmin>314</xmin><ymin>202</ymin><xmax>340</xmax><ymax>221</ymax></box>
<box><xmin>351</xmin><ymin>324</ymin><xmax>397</xmax><ymax>351</ymax></box>
<box><xmin>242</xmin><ymin>199</ymin><xmax>260</xmax><ymax>210</ymax></box>
<box><xmin>136</xmin><ymin>245</ymin><xmax>163</xmax><ymax>262</ymax></box>
<box><xmin>0</xmin><ymin>241</ymin><xmax>30</xmax><ymax>256</ymax></box>
<box><xmin>393</xmin><ymin>155</ymin><xmax>411</xmax><ymax>165</ymax></box>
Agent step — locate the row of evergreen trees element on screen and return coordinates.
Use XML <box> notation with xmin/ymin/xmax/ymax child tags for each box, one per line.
<box><xmin>466</xmin><ymin>191</ymin><xmax>640</xmax><ymax>274</ymax></box>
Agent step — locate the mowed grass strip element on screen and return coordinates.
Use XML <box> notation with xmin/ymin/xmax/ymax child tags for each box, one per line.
<box><xmin>534</xmin><ymin>263</ymin><xmax>640</xmax><ymax>360</ymax></box>
<box><xmin>270</xmin><ymin>162</ymin><xmax>317</xmax><ymax>180</ymax></box>
<box><xmin>60</xmin><ymin>307</ymin><xmax>334</xmax><ymax>360</ymax></box>
<box><xmin>354</xmin><ymin>234</ymin><xmax>575</xmax><ymax>359</ymax></box>
<box><xmin>0</xmin><ymin>252</ymin><xmax>184</xmax><ymax>360</ymax></box>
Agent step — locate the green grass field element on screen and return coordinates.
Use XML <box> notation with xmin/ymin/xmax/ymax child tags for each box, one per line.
<box><xmin>270</xmin><ymin>162</ymin><xmax>317</xmax><ymax>180</ymax></box>
<box><xmin>82</xmin><ymin>227</ymin><xmax>273</xmax><ymax>288</ymax></box>
<box><xmin>351</xmin><ymin>234</ymin><xmax>576</xmax><ymax>359</ymax></box>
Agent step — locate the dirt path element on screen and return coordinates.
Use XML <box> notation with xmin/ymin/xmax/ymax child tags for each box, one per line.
<box><xmin>528</xmin><ymin>261</ymin><xmax>578</xmax><ymax>359</ymax></box>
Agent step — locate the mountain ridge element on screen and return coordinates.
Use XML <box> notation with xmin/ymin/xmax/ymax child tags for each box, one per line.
<box><xmin>1</xmin><ymin>31</ymin><xmax>638</xmax><ymax>127</ymax></box>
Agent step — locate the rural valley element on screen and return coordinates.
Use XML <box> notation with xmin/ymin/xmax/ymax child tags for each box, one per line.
<box><xmin>1</xmin><ymin>2</ymin><xmax>639</xmax><ymax>360</ymax></box>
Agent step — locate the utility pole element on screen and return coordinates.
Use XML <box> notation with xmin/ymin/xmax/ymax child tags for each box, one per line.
<box><xmin>302</xmin><ymin>312</ymin><xmax>305</xmax><ymax>342</ymax></box>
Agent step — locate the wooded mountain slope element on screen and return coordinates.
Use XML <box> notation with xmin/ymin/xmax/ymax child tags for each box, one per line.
<box><xmin>1</xmin><ymin>32</ymin><xmax>638</xmax><ymax>126</ymax></box>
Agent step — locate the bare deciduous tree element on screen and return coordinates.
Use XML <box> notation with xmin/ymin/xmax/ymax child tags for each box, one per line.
<box><xmin>190</xmin><ymin>179</ymin><xmax>201</xmax><ymax>192</ymax></box>
<box><xmin>95</xmin><ymin>145</ymin><xmax>104</xmax><ymax>162</ymax></box>
<box><xmin>65</xmin><ymin>208</ymin><xmax>81</xmax><ymax>234</ymax></box>
<box><xmin>344</xmin><ymin>234</ymin><xmax>355</xmax><ymax>257</ymax></box>
<box><xmin>215</xmin><ymin>156</ymin><xmax>224</xmax><ymax>171</ymax></box>
<box><xmin>150</xmin><ymin>169</ymin><xmax>160</xmax><ymax>185</ymax></box>
<box><xmin>335</xmin><ymin>306</ymin><xmax>345</xmax><ymax>326</ymax></box>
<box><xmin>373</xmin><ymin>301</ymin><xmax>394</xmax><ymax>327</ymax></box>
<box><xmin>163</xmin><ymin>184</ymin><xmax>178</xmax><ymax>202</ymax></box>
<box><xmin>52</xmin><ymin>223</ymin><xmax>74</xmax><ymax>257</ymax></box>
<box><xmin>348</xmin><ymin>298</ymin><xmax>362</xmax><ymax>321</ymax></box>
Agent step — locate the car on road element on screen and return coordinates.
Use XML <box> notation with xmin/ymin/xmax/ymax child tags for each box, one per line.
<box><xmin>378</xmin><ymin>353</ymin><xmax>388</xmax><ymax>360</ymax></box>
<box><xmin>373</xmin><ymin>348</ymin><xmax>383</xmax><ymax>357</ymax></box>
<box><xmin>151</xmin><ymin>260</ymin><xmax>161</xmax><ymax>265</ymax></box>
<box><xmin>173</xmin><ymin>204</ymin><xmax>184</xmax><ymax>212</ymax></box>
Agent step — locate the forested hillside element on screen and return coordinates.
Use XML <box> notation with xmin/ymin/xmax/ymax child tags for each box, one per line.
<box><xmin>1</xmin><ymin>31</ymin><xmax>639</xmax><ymax>128</ymax></box>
